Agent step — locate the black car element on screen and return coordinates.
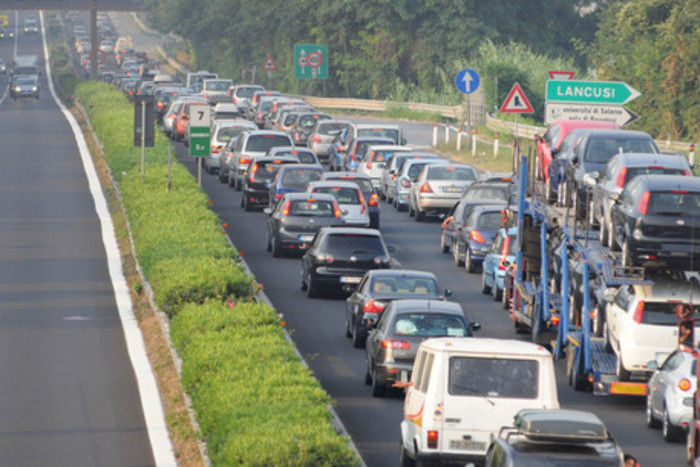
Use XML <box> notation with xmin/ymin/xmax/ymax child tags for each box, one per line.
<box><xmin>345</xmin><ymin>269</ymin><xmax>451</xmax><ymax>347</ymax></box>
<box><xmin>301</xmin><ymin>227</ymin><xmax>397</xmax><ymax>298</ymax></box>
<box><xmin>484</xmin><ymin>409</ymin><xmax>624</xmax><ymax>467</ymax></box>
<box><xmin>241</xmin><ymin>155</ymin><xmax>298</xmax><ymax>211</ymax></box>
<box><xmin>444</xmin><ymin>200</ymin><xmax>507</xmax><ymax>267</ymax></box>
<box><xmin>265</xmin><ymin>193</ymin><xmax>344</xmax><ymax>257</ymax></box>
<box><xmin>589</xmin><ymin>152</ymin><xmax>692</xmax><ymax>247</ymax></box>
<box><xmin>364</xmin><ymin>299</ymin><xmax>479</xmax><ymax>397</ymax></box>
<box><xmin>563</xmin><ymin>129</ymin><xmax>658</xmax><ymax>219</ymax></box>
<box><xmin>320</xmin><ymin>172</ymin><xmax>381</xmax><ymax>229</ymax></box>
<box><xmin>455</xmin><ymin>205</ymin><xmax>507</xmax><ymax>273</ymax></box>
<box><xmin>611</xmin><ymin>174</ymin><xmax>700</xmax><ymax>269</ymax></box>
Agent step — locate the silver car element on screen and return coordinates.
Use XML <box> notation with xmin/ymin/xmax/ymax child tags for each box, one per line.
<box><xmin>646</xmin><ymin>349</ymin><xmax>696</xmax><ymax>442</ymax></box>
<box><xmin>393</xmin><ymin>158</ymin><xmax>444</xmax><ymax>212</ymax></box>
<box><xmin>306</xmin><ymin>120</ymin><xmax>351</xmax><ymax>160</ymax></box>
<box><xmin>305</xmin><ymin>181</ymin><xmax>370</xmax><ymax>227</ymax></box>
<box><xmin>228</xmin><ymin>130</ymin><xmax>294</xmax><ymax>190</ymax></box>
<box><xmin>382</xmin><ymin>153</ymin><xmax>441</xmax><ymax>205</ymax></box>
<box><xmin>409</xmin><ymin>163</ymin><xmax>477</xmax><ymax>221</ymax></box>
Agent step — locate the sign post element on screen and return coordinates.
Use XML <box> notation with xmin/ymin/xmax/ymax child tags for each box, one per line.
<box><xmin>499</xmin><ymin>82</ymin><xmax>534</xmax><ymax>169</ymax></box>
<box><xmin>189</xmin><ymin>105</ymin><xmax>211</xmax><ymax>186</ymax></box>
<box><xmin>454</xmin><ymin>68</ymin><xmax>480</xmax><ymax>149</ymax></box>
<box><xmin>133</xmin><ymin>95</ymin><xmax>154</xmax><ymax>184</ymax></box>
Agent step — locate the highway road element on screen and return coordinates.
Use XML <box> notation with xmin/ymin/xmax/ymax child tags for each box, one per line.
<box><xmin>0</xmin><ymin>12</ymin><xmax>171</xmax><ymax>466</ymax></box>
<box><xmin>115</xmin><ymin>12</ymin><xmax>687</xmax><ymax>466</ymax></box>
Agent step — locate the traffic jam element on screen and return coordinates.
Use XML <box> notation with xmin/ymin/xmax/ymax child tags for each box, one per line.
<box><xmin>88</xmin><ymin>12</ymin><xmax>700</xmax><ymax>465</ymax></box>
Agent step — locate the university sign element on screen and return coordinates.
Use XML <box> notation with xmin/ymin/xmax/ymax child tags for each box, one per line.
<box><xmin>546</xmin><ymin>80</ymin><xmax>641</xmax><ymax>106</ymax></box>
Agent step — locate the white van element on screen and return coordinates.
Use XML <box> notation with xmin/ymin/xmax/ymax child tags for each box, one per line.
<box><xmin>400</xmin><ymin>338</ymin><xmax>559</xmax><ymax>466</ymax></box>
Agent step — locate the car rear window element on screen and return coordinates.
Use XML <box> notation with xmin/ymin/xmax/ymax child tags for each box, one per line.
<box><xmin>253</xmin><ymin>160</ymin><xmax>295</xmax><ymax>181</ymax></box>
<box><xmin>463</xmin><ymin>186</ymin><xmax>510</xmax><ymax>202</ymax></box>
<box><xmin>292</xmin><ymin>152</ymin><xmax>317</xmax><ymax>164</ymax></box>
<box><xmin>476</xmin><ymin>212</ymin><xmax>504</xmax><ymax>230</ymax></box>
<box><xmin>314</xmin><ymin>187</ymin><xmax>361</xmax><ymax>204</ymax></box>
<box><xmin>358</xmin><ymin>128</ymin><xmax>399</xmax><ymax>142</ymax></box>
<box><xmin>408</xmin><ymin>163</ymin><xmax>431</xmax><ymax>180</ymax></box>
<box><xmin>217</xmin><ymin>127</ymin><xmax>246</xmax><ymax>142</ymax></box>
<box><xmin>288</xmin><ymin>200</ymin><xmax>334</xmax><ymax>217</ymax></box>
<box><xmin>638</xmin><ymin>302</ymin><xmax>700</xmax><ymax>325</ymax></box>
<box><xmin>281</xmin><ymin>168</ymin><xmax>323</xmax><ymax>188</ymax></box>
<box><xmin>392</xmin><ymin>313</ymin><xmax>467</xmax><ymax>337</ymax></box>
<box><xmin>371</xmin><ymin>276</ymin><xmax>439</xmax><ymax>295</ymax></box>
<box><xmin>236</xmin><ymin>86</ymin><xmax>263</xmax><ymax>98</ymax></box>
<box><xmin>585</xmin><ymin>137</ymin><xmax>657</xmax><ymax>163</ymax></box>
<box><xmin>371</xmin><ymin>151</ymin><xmax>392</xmax><ymax>163</ymax></box>
<box><xmin>318</xmin><ymin>123</ymin><xmax>350</xmax><ymax>136</ymax></box>
<box><xmin>325</xmin><ymin>234</ymin><xmax>384</xmax><ymax>254</ymax></box>
<box><xmin>449</xmin><ymin>357</ymin><xmax>539</xmax><ymax>399</ymax></box>
<box><xmin>428</xmin><ymin>166</ymin><xmax>476</xmax><ymax>181</ymax></box>
<box><xmin>299</xmin><ymin>115</ymin><xmax>330</xmax><ymax>129</ymax></box>
<box><xmin>648</xmin><ymin>192</ymin><xmax>700</xmax><ymax>216</ymax></box>
<box><xmin>625</xmin><ymin>167</ymin><xmax>687</xmax><ymax>184</ymax></box>
<box><xmin>246</xmin><ymin>134</ymin><xmax>292</xmax><ymax>152</ymax></box>
<box><xmin>332</xmin><ymin>177</ymin><xmax>374</xmax><ymax>194</ymax></box>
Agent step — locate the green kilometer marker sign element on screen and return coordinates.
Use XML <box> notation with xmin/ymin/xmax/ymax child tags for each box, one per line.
<box><xmin>546</xmin><ymin>80</ymin><xmax>641</xmax><ymax>106</ymax></box>
<box><xmin>189</xmin><ymin>105</ymin><xmax>211</xmax><ymax>157</ymax></box>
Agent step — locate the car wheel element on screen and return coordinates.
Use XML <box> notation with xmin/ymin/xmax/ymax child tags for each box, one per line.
<box><xmin>545</xmin><ymin>176</ymin><xmax>555</xmax><ymax>203</ymax></box>
<box><xmin>609</xmin><ymin>220</ymin><xmax>620</xmax><ymax>251</ymax></box>
<box><xmin>271</xmin><ymin>235</ymin><xmax>282</xmax><ymax>258</ymax></box>
<box><xmin>621</xmin><ymin>239</ymin><xmax>633</xmax><ymax>268</ymax></box>
<box><xmin>345</xmin><ymin>312</ymin><xmax>352</xmax><ymax>338</ymax></box>
<box><xmin>453</xmin><ymin>243</ymin><xmax>463</xmax><ymax>267</ymax></box>
<box><xmin>399</xmin><ymin>443</ymin><xmax>416</xmax><ymax>467</ymax></box>
<box><xmin>465</xmin><ymin>248</ymin><xmax>476</xmax><ymax>273</ymax></box>
<box><xmin>218</xmin><ymin>171</ymin><xmax>227</xmax><ymax>183</ymax></box>
<box><xmin>603</xmin><ymin>322</ymin><xmax>613</xmax><ymax>353</ymax></box>
<box><xmin>408</xmin><ymin>202</ymin><xmax>414</xmax><ymax>217</ymax></box>
<box><xmin>663</xmin><ymin>405</ymin><xmax>683</xmax><ymax>442</ymax></box>
<box><xmin>481</xmin><ymin>272</ymin><xmax>491</xmax><ymax>295</ymax></box>
<box><xmin>364</xmin><ymin>359</ymin><xmax>372</xmax><ymax>385</ymax></box>
<box><xmin>440</xmin><ymin>233</ymin><xmax>449</xmax><ymax>253</ymax></box>
<box><xmin>266</xmin><ymin>231</ymin><xmax>272</xmax><ymax>252</ymax></box>
<box><xmin>243</xmin><ymin>195</ymin><xmax>252</xmax><ymax>212</ymax></box>
<box><xmin>493</xmin><ymin>283</ymin><xmax>503</xmax><ymax>302</ymax></box>
<box><xmin>240</xmin><ymin>193</ymin><xmax>246</xmax><ymax>208</ymax></box>
<box><xmin>592</xmin><ymin>304</ymin><xmax>604</xmax><ymax>337</ymax></box>
<box><xmin>571</xmin><ymin>355</ymin><xmax>588</xmax><ymax>391</ymax></box>
<box><xmin>228</xmin><ymin>173</ymin><xmax>235</xmax><ymax>188</ymax></box>
<box><xmin>599</xmin><ymin>216</ymin><xmax>608</xmax><ymax>245</ymax></box>
<box><xmin>371</xmin><ymin>364</ymin><xmax>386</xmax><ymax>397</ymax></box>
<box><xmin>398</xmin><ymin>202</ymin><xmax>406</xmax><ymax>213</ymax></box>
<box><xmin>646</xmin><ymin>394</ymin><xmax>661</xmax><ymax>429</ymax></box>
<box><xmin>616</xmin><ymin>356</ymin><xmax>630</xmax><ymax>382</ymax></box>
<box><xmin>588</xmin><ymin>200</ymin><xmax>597</xmax><ymax>227</ymax></box>
<box><xmin>502</xmin><ymin>283</ymin><xmax>509</xmax><ymax>310</ymax></box>
<box><xmin>235</xmin><ymin>176</ymin><xmax>242</xmax><ymax>191</ymax></box>
<box><xmin>352</xmin><ymin>320</ymin><xmax>365</xmax><ymax>348</ymax></box>
<box><xmin>307</xmin><ymin>274</ymin><xmax>320</xmax><ymax>298</ymax></box>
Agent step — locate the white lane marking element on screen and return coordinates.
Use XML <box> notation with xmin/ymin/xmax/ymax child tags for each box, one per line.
<box><xmin>63</xmin><ymin>316</ymin><xmax>91</xmax><ymax>321</ymax></box>
<box><xmin>39</xmin><ymin>11</ymin><xmax>177</xmax><ymax>466</ymax></box>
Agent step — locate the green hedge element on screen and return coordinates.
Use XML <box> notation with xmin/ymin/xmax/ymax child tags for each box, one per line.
<box><xmin>74</xmin><ymin>81</ymin><xmax>358</xmax><ymax>466</ymax></box>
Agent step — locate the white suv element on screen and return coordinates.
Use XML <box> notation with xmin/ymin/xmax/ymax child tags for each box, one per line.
<box><xmin>227</xmin><ymin>130</ymin><xmax>293</xmax><ymax>190</ymax></box>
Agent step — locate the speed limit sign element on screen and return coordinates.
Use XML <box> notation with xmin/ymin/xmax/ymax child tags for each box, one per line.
<box><xmin>89</xmin><ymin>49</ymin><xmax>106</xmax><ymax>65</ymax></box>
<box><xmin>307</xmin><ymin>51</ymin><xmax>323</xmax><ymax>68</ymax></box>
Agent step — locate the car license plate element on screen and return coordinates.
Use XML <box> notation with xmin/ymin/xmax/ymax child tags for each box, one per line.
<box><xmin>340</xmin><ymin>276</ymin><xmax>361</xmax><ymax>284</ymax></box>
<box><xmin>443</xmin><ymin>186</ymin><xmax>462</xmax><ymax>193</ymax></box>
<box><xmin>449</xmin><ymin>439</ymin><xmax>486</xmax><ymax>451</ymax></box>
<box><xmin>299</xmin><ymin>234</ymin><xmax>314</xmax><ymax>242</ymax></box>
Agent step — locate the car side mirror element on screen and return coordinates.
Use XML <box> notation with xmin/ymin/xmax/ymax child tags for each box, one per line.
<box><xmin>443</xmin><ymin>288</ymin><xmax>452</xmax><ymax>297</ymax></box>
<box><xmin>602</xmin><ymin>287</ymin><xmax>616</xmax><ymax>302</ymax></box>
<box><xmin>387</xmin><ymin>245</ymin><xmax>396</xmax><ymax>254</ymax></box>
<box><xmin>263</xmin><ymin>207</ymin><xmax>272</xmax><ymax>215</ymax></box>
<box><xmin>645</xmin><ymin>360</ymin><xmax>659</xmax><ymax>371</ymax></box>
<box><xmin>470</xmin><ymin>322</ymin><xmax>482</xmax><ymax>332</ymax></box>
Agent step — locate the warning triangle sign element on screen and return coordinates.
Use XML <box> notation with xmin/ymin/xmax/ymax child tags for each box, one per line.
<box><xmin>500</xmin><ymin>82</ymin><xmax>534</xmax><ymax>114</ymax></box>
<box><xmin>262</xmin><ymin>55</ymin><xmax>277</xmax><ymax>71</ymax></box>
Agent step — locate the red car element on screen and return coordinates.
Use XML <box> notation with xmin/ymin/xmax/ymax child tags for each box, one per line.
<box><xmin>535</xmin><ymin>120</ymin><xmax>617</xmax><ymax>183</ymax></box>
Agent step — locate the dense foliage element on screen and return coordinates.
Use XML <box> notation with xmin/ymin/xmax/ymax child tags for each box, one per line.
<box><xmin>143</xmin><ymin>0</ymin><xmax>598</xmax><ymax>102</ymax></box>
<box><xmin>75</xmin><ymin>81</ymin><xmax>359</xmax><ymax>465</ymax></box>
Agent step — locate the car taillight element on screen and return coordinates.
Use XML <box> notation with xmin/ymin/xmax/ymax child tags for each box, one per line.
<box><xmin>211</xmin><ymin>145</ymin><xmax>220</xmax><ymax>154</ymax></box>
<box><xmin>470</xmin><ymin>230</ymin><xmax>485</xmax><ymax>243</ymax></box>
<box><xmin>313</xmin><ymin>135</ymin><xmax>321</xmax><ymax>143</ymax></box>
<box><xmin>360</xmin><ymin>194</ymin><xmax>367</xmax><ymax>214</ymax></box>
<box><xmin>381</xmin><ymin>340</ymin><xmax>411</xmax><ymax>350</ymax></box>
<box><xmin>420</xmin><ymin>183</ymin><xmax>433</xmax><ymax>193</ymax></box>
<box><xmin>498</xmin><ymin>257</ymin><xmax>508</xmax><ymax>270</ymax></box>
<box><xmin>250</xmin><ymin>163</ymin><xmax>258</xmax><ymax>182</ymax></box>
<box><xmin>638</xmin><ymin>191</ymin><xmax>650</xmax><ymax>215</ymax></box>
<box><xmin>333</xmin><ymin>202</ymin><xmax>342</xmax><ymax>218</ymax></box>
<box><xmin>615</xmin><ymin>167</ymin><xmax>627</xmax><ymax>188</ymax></box>
<box><xmin>363</xmin><ymin>300</ymin><xmax>386</xmax><ymax>314</ymax></box>
<box><xmin>679</xmin><ymin>378</ymin><xmax>692</xmax><ymax>391</ymax></box>
<box><xmin>368</xmin><ymin>193</ymin><xmax>379</xmax><ymax>207</ymax></box>
<box><xmin>275</xmin><ymin>193</ymin><xmax>282</xmax><ymax>200</ymax></box>
<box><xmin>427</xmin><ymin>430</ymin><xmax>438</xmax><ymax>449</ymax></box>
<box><xmin>632</xmin><ymin>300</ymin><xmax>645</xmax><ymax>323</ymax></box>
<box><xmin>400</xmin><ymin>178</ymin><xmax>411</xmax><ymax>189</ymax></box>
<box><xmin>294</xmin><ymin>132</ymin><xmax>301</xmax><ymax>141</ymax></box>
<box><xmin>316</xmin><ymin>253</ymin><xmax>334</xmax><ymax>263</ymax></box>
<box><xmin>239</xmin><ymin>156</ymin><xmax>252</xmax><ymax>165</ymax></box>
<box><xmin>684</xmin><ymin>169</ymin><xmax>693</xmax><ymax>176</ymax></box>
<box><xmin>156</xmin><ymin>102</ymin><xmax>163</xmax><ymax>109</ymax></box>
<box><xmin>281</xmin><ymin>200</ymin><xmax>291</xmax><ymax>216</ymax></box>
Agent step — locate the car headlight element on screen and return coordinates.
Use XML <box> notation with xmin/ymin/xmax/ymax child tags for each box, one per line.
<box><xmin>31</xmin><ymin>87</ymin><xmax>38</xmax><ymax>92</ymax></box>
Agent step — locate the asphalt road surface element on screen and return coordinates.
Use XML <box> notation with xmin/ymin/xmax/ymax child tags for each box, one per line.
<box><xmin>0</xmin><ymin>13</ymin><xmax>159</xmax><ymax>466</ymax></box>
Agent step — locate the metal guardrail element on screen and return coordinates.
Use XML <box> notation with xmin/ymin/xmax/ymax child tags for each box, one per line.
<box><xmin>287</xmin><ymin>95</ymin><xmax>465</xmax><ymax>119</ymax></box>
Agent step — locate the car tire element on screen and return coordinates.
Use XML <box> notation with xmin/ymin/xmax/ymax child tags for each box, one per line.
<box><xmin>622</xmin><ymin>239</ymin><xmax>633</xmax><ymax>268</ymax></box>
<box><xmin>609</xmin><ymin>220</ymin><xmax>620</xmax><ymax>251</ymax></box>
<box><xmin>616</xmin><ymin>356</ymin><xmax>631</xmax><ymax>382</ymax></box>
<box><xmin>453</xmin><ymin>243</ymin><xmax>463</xmax><ymax>267</ymax></box>
<box><xmin>502</xmin><ymin>284</ymin><xmax>509</xmax><ymax>310</ymax></box>
<box><xmin>599</xmin><ymin>216</ymin><xmax>608</xmax><ymax>245</ymax></box>
<box><xmin>364</xmin><ymin>360</ymin><xmax>372</xmax><ymax>385</ymax></box>
<box><xmin>545</xmin><ymin>176</ymin><xmax>555</xmax><ymax>203</ymax></box>
<box><xmin>371</xmin><ymin>364</ymin><xmax>386</xmax><ymax>397</ymax></box>
<box><xmin>352</xmin><ymin>320</ymin><xmax>365</xmax><ymax>348</ymax></box>
<box><xmin>399</xmin><ymin>443</ymin><xmax>416</xmax><ymax>467</ymax></box>
<box><xmin>408</xmin><ymin>202</ymin><xmax>414</xmax><ymax>217</ymax></box>
<box><xmin>493</xmin><ymin>283</ymin><xmax>503</xmax><ymax>302</ymax></box>
<box><xmin>235</xmin><ymin>176</ymin><xmax>242</xmax><ymax>191</ymax></box>
<box><xmin>345</xmin><ymin>312</ymin><xmax>352</xmax><ymax>338</ymax></box>
<box><xmin>571</xmin><ymin>355</ymin><xmax>588</xmax><ymax>391</ymax></box>
<box><xmin>603</xmin><ymin>322</ymin><xmax>613</xmax><ymax>353</ymax></box>
<box><xmin>307</xmin><ymin>274</ymin><xmax>320</xmax><ymax>298</ymax></box>
<box><xmin>465</xmin><ymin>248</ymin><xmax>476</xmax><ymax>273</ymax></box>
<box><xmin>663</xmin><ymin>405</ymin><xmax>683</xmax><ymax>442</ymax></box>
<box><xmin>266</xmin><ymin>232</ymin><xmax>272</xmax><ymax>252</ymax></box>
<box><xmin>240</xmin><ymin>193</ymin><xmax>246</xmax><ymax>208</ymax></box>
<box><xmin>415</xmin><ymin>208</ymin><xmax>425</xmax><ymax>222</ymax></box>
<box><xmin>646</xmin><ymin>395</ymin><xmax>661</xmax><ymax>429</ymax></box>
<box><xmin>228</xmin><ymin>173</ymin><xmax>235</xmax><ymax>188</ymax></box>
<box><xmin>440</xmin><ymin>233</ymin><xmax>450</xmax><ymax>253</ymax></box>
<box><xmin>271</xmin><ymin>235</ymin><xmax>282</xmax><ymax>258</ymax></box>
<box><xmin>243</xmin><ymin>195</ymin><xmax>252</xmax><ymax>212</ymax></box>
<box><xmin>481</xmin><ymin>272</ymin><xmax>491</xmax><ymax>295</ymax></box>
<box><xmin>300</xmin><ymin>269</ymin><xmax>308</xmax><ymax>291</ymax></box>
<box><xmin>218</xmin><ymin>171</ymin><xmax>227</xmax><ymax>184</ymax></box>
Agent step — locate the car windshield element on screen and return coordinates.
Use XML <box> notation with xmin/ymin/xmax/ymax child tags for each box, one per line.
<box><xmin>280</xmin><ymin>169</ymin><xmax>322</xmax><ymax>188</ymax></box>
<box><xmin>648</xmin><ymin>191</ymin><xmax>700</xmax><ymax>216</ymax></box>
<box><xmin>292</xmin><ymin>152</ymin><xmax>316</xmax><ymax>164</ymax></box>
<box><xmin>283</xmin><ymin>115</ymin><xmax>298</xmax><ymax>126</ymax></box>
<box><xmin>325</xmin><ymin>234</ymin><xmax>385</xmax><ymax>254</ymax></box>
<box><xmin>449</xmin><ymin>357</ymin><xmax>539</xmax><ymax>398</ymax></box>
<box><xmin>585</xmin><ymin>137</ymin><xmax>657</xmax><ymax>163</ymax></box>
<box><xmin>247</xmin><ymin>135</ymin><xmax>292</xmax><ymax>152</ymax></box>
<box><xmin>314</xmin><ymin>187</ymin><xmax>361</xmax><ymax>205</ymax></box>
<box><xmin>318</xmin><ymin>123</ymin><xmax>350</xmax><ymax>136</ymax></box>
<box><xmin>358</xmin><ymin>128</ymin><xmax>399</xmax><ymax>142</ymax></box>
<box><xmin>408</xmin><ymin>163</ymin><xmax>430</xmax><ymax>181</ymax></box>
<box><xmin>288</xmin><ymin>200</ymin><xmax>334</xmax><ymax>217</ymax></box>
<box><xmin>371</xmin><ymin>276</ymin><xmax>439</xmax><ymax>295</ymax></box>
<box><xmin>476</xmin><ymin>212</ymin><xmax>504</xmax><ymax>230</ymax></box>
<box><xmin>463</xmin><ymin>186</ymin><xmax>510</xmax><ymax>202</ymax></box>
<box><xmin>15</xmin><ymin>78</ymin><xmax>35</xmax><ymax>85</ymax></box>
<box><xmin>392</xmin><ymin>313</ymin><xmax>467</xmax><ymax>337</ymax></box>
<box><xmin>428</xmin><ymin>166</ymin><xmax>475</xmax><ymax>181</ymax></box>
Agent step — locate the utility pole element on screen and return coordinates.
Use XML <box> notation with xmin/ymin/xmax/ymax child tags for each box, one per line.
<box><xmin>90</xmin><ymin>0</ymin><xmax>98</xmax><ymax>80</ymax></box>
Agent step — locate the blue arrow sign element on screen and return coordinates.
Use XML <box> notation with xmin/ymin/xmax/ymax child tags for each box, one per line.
<box><xmin>455</xmin><ymin>69</ymin><xmax>480</xmax><ymax>95</ymax></box>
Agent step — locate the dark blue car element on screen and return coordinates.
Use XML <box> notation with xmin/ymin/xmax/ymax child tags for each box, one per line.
<box><xmin>268</xmin><ymin>164</ymin><xmax>325</xmax><ymax>209</ymax></box>
<box><xmin>460</xmin><ymin>205</ymin><xmax>506</xmax><ymax>273</ymax></box>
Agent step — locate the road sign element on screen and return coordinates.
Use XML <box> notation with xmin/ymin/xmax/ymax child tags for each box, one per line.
<box><xmin>189</xmin><ymin>105</ymin><xmax>211</xmax><ymax>157</ymax></box>
<box><xmin>545</xmin><ymin>102</ymin><xmax>640</xmax><ymax>127</ymax></box>
<box><xmin>455</xmin><ymin>68</ymin><xmax>480</xmax><ymax>95</ymax></box>
<box><xmin>548</xmin><ymin>70</ymin><xmax>575</xmax><ymax>80</ymax></box>
<box><xmin>294</xmin><ymin>44</ymin><xmax>328</xmax><ymax>80</ymax></box>
<box><xmin>261</xmin><ymin>55</ymin><xmax>277</xmax><ymax>71</ymax></box>
<box><xmin>546</xmin><ymin>80</ymin><xmax>641</xmax><ymax>105</ymax></box>
<box><xmin>500</xmin><ymin>82</ymin><xmax>534</xmax><ymax>113</ymax></box>
<box><xmin>133</xmin><ymin>95</ymin><xmax>154</xmax><ymax>147</ymax></box>
<box><xmin>89</xmin><ymin>49</ymin><xmax>106</xmax><ymax>65</ymax></box>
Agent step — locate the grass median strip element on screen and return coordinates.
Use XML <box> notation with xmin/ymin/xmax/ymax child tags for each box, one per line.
<box><xmin>75</xmin><ymin>81</ymin><xmax>359</xmax><ymax>466</ymax></box>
